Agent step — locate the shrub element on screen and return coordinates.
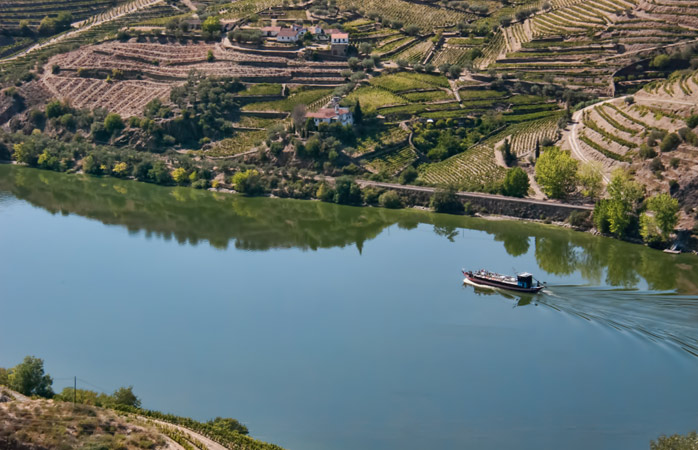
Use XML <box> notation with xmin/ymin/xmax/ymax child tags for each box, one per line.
<box><xmin>659</xmin><ymin>133</ymin><xmax>680</xmax><ymax>152</ymax></box>
<box><xmin>431</xmin><ymin>187</ymin><xmax>464</xmax><ymax>214</ymax></box>
<box><xmin>231</xmin><ymin>169</ymin><xmax>264</xmax><ymax>195</ymax></box>
<box><xmin>535</xmin><ymin>147</ymin><xmax>578</xmax><ymax>199</ymax></box>
<box><xmin>686</xmin><ymin>114</ymin><xmax>698</xmax><ymax>129</ymax></box>
<box><xmin>649</xmin><ymin>157</ymin><xmax>665</xmax><ymax>172</ymax></box>
<box><xmin>639</xmin><ymin>144</ymin><xmax>656</xmax><ymax>159</ymax></box>
<box><xmin>568</xmin><ymin>210</ymin><xmax>590</xmax><ymax>228</ymax></box>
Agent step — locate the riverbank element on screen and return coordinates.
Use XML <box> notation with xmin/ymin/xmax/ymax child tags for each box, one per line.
<box><xmin>2</xmin><ymin>161</ymin><xmax>694</xmax><ymax>252</ymax></box>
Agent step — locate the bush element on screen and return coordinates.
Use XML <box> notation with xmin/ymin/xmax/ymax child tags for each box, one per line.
<box><xmin>649</xmin><ymin>157</ymin><xmax>665</xmax><ymax>172</ymax></box>
<box><xmin>639</xmin><ymin>144</ymin><xmax>657</xmax><ymax>159</ymax></box>
<box><xmin>686</xmin><ymin>114</ymin><xmax>698</xmax><ymax>129</ymax></box>
<box><xmin>659</xmin><ymin>133</ymin><xmax>680</xmax><ymax>152</ymax></box>
<box><xmin>568</xmin><ymin>210</ymin><xmax>590</xmax><ymax>228</ymax></box>
<box><xmin>378</xmin><ymin>190</ymin><xmax>403</xmax><ymax>209</ymax></box>
<box><xmin>104</xmin><ymin>113</ymin><xmax>124</xmax><ymax>135</ymax></box>
<box><xmin>535</xmin><ymin>147</ymin><xmax>578</xmax><ymax>199</ymax></box>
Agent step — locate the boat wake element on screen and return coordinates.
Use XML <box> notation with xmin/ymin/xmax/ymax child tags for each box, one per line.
<box><xmin>538</xmin><ymin>285</ymin><xmax>698</xmax><ymax>357</ymax></box>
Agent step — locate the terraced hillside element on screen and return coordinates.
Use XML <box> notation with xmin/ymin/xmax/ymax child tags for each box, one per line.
<box><xmin>0</xmin><ymin>0</ymin><xmax>131</xmax><ymax>30</ymax></box>
<box><xmin>491</xmin><ymin>0</ymin><xmax>698</xmax><ymax>94</ymax></box>
<box><xmin>42</xmin><ymin>40</ymin><xmax>348</xmax><ymax>116</ymax></box>
<box><xmin>563</xmin><ymin>69</ymin><xmax>698</xmax><ymax>195</ymax></box>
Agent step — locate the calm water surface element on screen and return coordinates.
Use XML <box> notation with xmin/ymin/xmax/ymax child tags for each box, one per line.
<box><xmin>1</xmin><ymin>165</ymin><xmax>697</xmax><ymax>450</ymax></box>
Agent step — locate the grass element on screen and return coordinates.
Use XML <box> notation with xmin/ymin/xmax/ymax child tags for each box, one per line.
<box><xmin>345</xmin><ymin>86</ymin><xmax>407</xmax><ymax>112</ymax></box>
<box><xmin>242</xmin><ymin>88</ymin><xmax>333</xmax><ymax>112</ymax></box>
<box><xmin>354</xmin><ymin>126</ymin><xmax>409</xmax><ymax>156</ymax></box>
<box><xmin>370</xmin><ymin>72</ymin><xmax>449</xmax><ymax>92</ymax></box>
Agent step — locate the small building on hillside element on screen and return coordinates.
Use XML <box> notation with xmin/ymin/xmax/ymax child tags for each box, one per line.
<box><xmin>307</xmin><ymin>99</ymin><xmax>353</xmax><ymax>126</ymax></box>
<box><xmin>261</xmin><ymin>26</ymin><xmax>281</xmax><ymax>37</ymax></box>
<box><xmin>330</xmin><ymin>32</ymin><xmax>349</xmax><ymax>56</ymax></box>
<box><xmin>277</xmin><ymin>28</ymin><xmax>299</xmax><ymax>42</ymax></box>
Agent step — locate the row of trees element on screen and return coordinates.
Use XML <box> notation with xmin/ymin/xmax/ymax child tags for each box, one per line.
<box><xmin>0</xmin><ymin>355</ymin><xmax>140</xmax><ymax>408</ymax></box>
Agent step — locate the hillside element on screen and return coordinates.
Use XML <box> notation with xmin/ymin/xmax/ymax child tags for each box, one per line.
<box><xmin>0</xmin><ymin>387</ymin><xmax>284</xmax><ymax>450</ymax></box>
<box><xmin>0</xmin><ymin>0</ymin><xmax>697</xmax><ymax>242</ymax></box>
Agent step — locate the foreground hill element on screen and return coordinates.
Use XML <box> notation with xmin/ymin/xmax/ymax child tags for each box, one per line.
<box><xmin>0</xmin><ymin>387</ymin><xmax>284</xmax><ymax>450</ymax></box>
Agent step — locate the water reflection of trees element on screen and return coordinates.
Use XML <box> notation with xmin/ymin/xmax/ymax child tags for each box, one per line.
<box><xmin>2</xmin><ymin>165</ymin><xmax>697</xmax><ymax>294</ymax></box>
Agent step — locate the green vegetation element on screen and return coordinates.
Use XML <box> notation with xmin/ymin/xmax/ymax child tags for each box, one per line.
<box><xmin>535</xmin><ymin>147</ymin><xmax>578</xmax><ymax>199</ymax></box>
<box><xmin>593</xmin><ymin>169</ymin><xmax>644</xmax><ymax>238</ymax></box>
<box><xmin>501</xmin><ymin>167</ymin><xmax>529</xmax><ymax>198</ymax></box>
<box><xmin>2</xmin><ymin>356</ymin><xmax>53</xmax><ymax>398</ymax></box>
<box><xmin>651</xmin><ymin>431</ymin><xmax>698</xmax><ymax>450</ymax></box>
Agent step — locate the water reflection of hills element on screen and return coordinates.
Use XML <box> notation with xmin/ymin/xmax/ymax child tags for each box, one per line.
<box><xmin>2</xmin><ymin>165</ymin><xmax>698</xmax><ymax>294</ymax></box>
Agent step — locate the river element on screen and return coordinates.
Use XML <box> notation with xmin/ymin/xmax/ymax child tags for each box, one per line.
<box><xmin>0</xmin><ymin>165</ymin><xmax>697</xmax><ymax>450</ymax></box>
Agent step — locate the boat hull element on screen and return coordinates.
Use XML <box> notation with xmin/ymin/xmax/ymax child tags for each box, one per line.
<box><xmin>463</xmin><ymin>274</ymin><xmax>544</xmax><ymax>294</ymax></box>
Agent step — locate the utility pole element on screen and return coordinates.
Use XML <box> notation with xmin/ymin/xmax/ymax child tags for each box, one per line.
<box><xmin>74</xmin><ymin>376</ymin><xmax>77</xmax><ymax>405</ymax></box>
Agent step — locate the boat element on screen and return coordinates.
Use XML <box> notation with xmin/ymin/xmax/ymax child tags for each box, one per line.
<box><xmin>462</xmin><ymin>269</ymin><xmax>545</xmax><ymax>294</ymax></box>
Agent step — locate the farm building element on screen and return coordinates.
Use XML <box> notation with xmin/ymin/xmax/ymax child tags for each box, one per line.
<box><xmin>276</xmin><ymin>25</ymin><xmax>306</xmax><ymax>42</ymax></box>
<box><xmin>307</xmin><ymin>101</ymin><xmax>353</xmax><ymax>126</ymax></box>
<box><xmin>261</xmin><ymin>26</ymin><xmax>281</xmax><ymax>37</ymax></box>
<box><xmin>330</xmin><ymin>33</ymin><xmax>349</xmax><ymax>56</ymax></box>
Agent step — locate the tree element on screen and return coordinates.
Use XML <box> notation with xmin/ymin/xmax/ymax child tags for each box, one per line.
<box><xmin>172</xmin><ymin>167</ymin><xmax>189</xmax><ymax>185</ymax></box>
<box><xmin>104</xmin><ymin>113</ymin><xmax>124</xmax><ymax>135</ymax></box>
<box><xmin>202</xmin><ymin>16</ymin><xmax>221</xmax><ymax>40</ymax></box>
<box><xmin>112</xmin><ymin>386</ymin><xmax>141</xmax><ymax>408</ymax></box>
<box><xmin>291</xmin><ymin>104</ymin><xmax>307</xmax><ymax>130</ymax></box>
<box><xmin>207</xmin><ymin>49</ymin><xmax>215</xmax><ymax>62</ymax></box>
<box><xmin>8</xmin><ymin>356</ymin><xmax>54</xmax><ymax>398</ymax></box>
<box><xmin>379</xmin><ymin>190</ymin><xmax>403</xmax><ymax>209</ymax></box>
<box><xmin>334</xmin><ymin>176</ymin><xmax>361</xmax><ymax>204</ymax></box>
<box><xmin>651</xmin><ymin>431</ymin><xmax>698</xmax><ymax>450</ymax></box>
<box><xmin>46</xmin><ymin>100</ymin><xmax>64</xmax><ymax>118</ymax></box>
<box><xmin>499</xmin><ymin>138</ymin><xmax>515</xmax><ymax>165</ymax></box>
<box><xmin>645</xmin><ymin>193</ymin><xmax>679</xmax><ymax>238</ymax></box>
<box><xmin>501</xmin><ymin>167</ymin><xmax>529</xmax><ymax>197</ymax></box>
<box><xmin>535</xmin><ymin>147</ymin><xmax>578</xmax><ymax>199</ymax></box>
<box><xmin>232</xmin><ymin>169</ymin><xmax>264</xmax><ymax>195</ymax></box>
<box><xmin>430</xmin><ymin>186</ymin><xmax>464</xmax><ymax>214</ymax></box>
<box><xmin>403</xmin><ymin>25</ymin><xmax>420</xmax><ymax>36</ymax></box>
<box><xmin>353</xmin><ymin>100</ymin><xmax>363</xmax><ymax>125</ymax></box>
<box><xmin>399</xmin><ymin>166</ymin><xmax>418</xmax><ymax>185</ymax></box>
<box><xmin>577</xmin><ymin>161</ymin><xmax>603</xmax><ymax>199</ymax></box>
<box><xmin>595</xmin><ymin>169</ymin><xmax>644</xmax><ymax>237</ymax></box>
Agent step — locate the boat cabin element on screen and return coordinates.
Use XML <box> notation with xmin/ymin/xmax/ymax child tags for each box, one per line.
<box><xmin>517</xmin><ymin>273</ymin><xmax>534</xmax><ymax>289</ymax></box>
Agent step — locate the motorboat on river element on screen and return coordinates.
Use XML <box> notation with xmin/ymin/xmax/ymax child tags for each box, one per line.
<box><xmin>462</xmin><ymin>269</ymin><xmax>544</xmax><ymax>294</ymax></box>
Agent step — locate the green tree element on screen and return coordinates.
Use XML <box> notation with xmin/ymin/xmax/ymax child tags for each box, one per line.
<box><xmin>334</xmin><ymin>176</ymin><xmax>361</xmax><ymax>205</ymax></box>
<box><xmin>577</xmin><ymin>161</ymin><xmax>603</xmax><ymax>199</ymax></box>
<box><xmin>104</xmin><ymin>113</ymin><xmax>124</xmax><ymax>135</ymax></box>
<box><xmin>501</xmin><ymin>167</ymin><xmax>529</xmax><ymax>197</ymax></box>
<box><xmin>8</xmin><ymin>356</ymin><xmax>54</xmax><ymax>398</ymax></box>
<box><xmin>535</xmin><ymin>147</ymin><xmax>578</xmax><ymax>199</ymax></box>
<box><xmin>172</xmin><ymin>167</ymin><xmax>189</xmax><ymax>185</ymax></box>
<box><xmin>207</xmin><ymin>49</ymin><xmax>215</xmax><ymax>62</ymax></box>
<box><xmin>112</xmin><ymin>386</ymin><xmax>141</xmax><ymax>408</ymax></box>
<box><xmin>232</xmin><ymin>169</ymin><xmax>264</xmax><ymax>195</ymax></box>
<box><xmin>596</xmin><ymin>169</ymin><xmax>644</xmax><ymax>237</ymax></box>
<box><xmin>202</xmin><ymin>16</ymin><xmax>221</xmax><ymax>39</ymax></box>
<box><xmin>378</xmin><ymin>190</ymin><xmax>403</xmax><ymax>209</ymax></box>
<box><xmin>645</xmin><ymin>193</ymin><xmax>679</xmax><ymax>238</ymax></box>
<box><xmin>0</xmin><ymin>367</ymin><xmax>8</xmax><ymax>386</ymax></box>
<box><xmin>45</xmin><ymin>100</ymin><xmax>64</xmax><ymax>118</ymax></box>
<box><xmin>430</xmin><ymin>186</ymin><xmax>464</xmax><ymax>214</ymax></box>
<box><xmin>353</xmin><ymin>100</ymin><xmax>363</xmax><ymax>125</ymax></box>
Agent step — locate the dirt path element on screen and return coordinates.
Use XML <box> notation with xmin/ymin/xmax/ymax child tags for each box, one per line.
<box><xmin>0</xmin><ymin>0</ymin><xmax>164</xmax><ymax>63</ymax></box>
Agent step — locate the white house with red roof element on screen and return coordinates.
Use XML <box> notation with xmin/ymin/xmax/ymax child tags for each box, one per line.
<box><xmin>307</xmin><ymin>99</ymin><xmax>353</xmax><ymax>126</ymax></box>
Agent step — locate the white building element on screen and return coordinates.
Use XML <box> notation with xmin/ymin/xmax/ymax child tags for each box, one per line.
<box><xmin>307</xmin><ymin>102</ymin><xmax>353</xmax><ymax>126</ymax></box>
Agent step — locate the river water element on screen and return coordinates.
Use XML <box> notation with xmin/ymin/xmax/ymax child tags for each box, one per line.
<box><xmin>0</xmin><ymin>165</ymin><xmax>697</xmax><ymax>450</ymax></box>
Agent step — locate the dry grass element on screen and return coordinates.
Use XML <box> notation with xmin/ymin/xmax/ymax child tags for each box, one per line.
<box><xmin>0</xmin><ymin>399</ymin><xmax>167</xmax><ymax>450</ymax></box>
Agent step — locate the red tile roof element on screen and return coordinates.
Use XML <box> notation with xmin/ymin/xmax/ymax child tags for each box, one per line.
<box><xmin>307</xmin><ymin>107</ymin><xmax>351</xmax><ymax>119</ymax></box>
